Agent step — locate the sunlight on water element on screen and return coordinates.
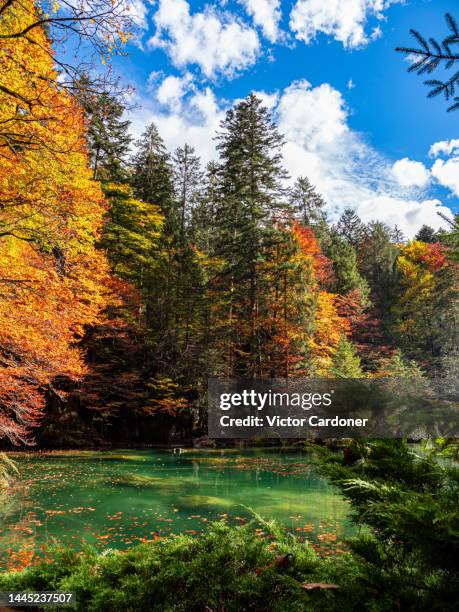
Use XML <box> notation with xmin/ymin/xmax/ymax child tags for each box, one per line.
<box><xmin>0</xmin><ymin>449</ymin><xmax>355</xmax><ymax>570</ymax></box>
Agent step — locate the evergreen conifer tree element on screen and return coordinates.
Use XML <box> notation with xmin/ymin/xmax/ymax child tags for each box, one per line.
<box><xmin>213</xmin><ymin>93</ymin><xmax>290</xmax><ymax>376</ymax></box>
<box><xmin>131</xmin><ymin>123</ymin><xmax>174</xmax><ymax>218</ymax></box>
<box><xmin>289</xmin><ymin>176</ymin><xmax>327</xmax><ymax>226</ymax></box>
<box><xmin>326</xmin><ymin>233</ymin><xmax>370</xmax><ymax>298</ymax></box>
<box><xmin>391</xmin><ymin>225</ymin><xmax>405</xmax><ymax>244</ymax></box>
<box><xmin>336</xmin><ymin>208</ymin><xmax>365</xmax><ymax>246</ymax></box>
<box><xmin>191</xmin><ymin>161</ymin><xmax>219</xmax><ymax>252</ymax></box>
<box><xmin>172</xmin><ymin>144</ymin><xmax>204</xmax><ymax>236</ymax></box>
<box><xmin>76</xmin><ymin>78</ymin><xmax>132</xmax><ymax>182</ymax></box>
<box><xmin>359</xmin><ymin>221</ymin><xmax>399</xmax><ymax>314</ymax></box>
<box><xmin>331</xmin><ymin>337</ymin><xmax>363</xmax><ymax>377</ymax></box>
<box><xmin>415</xmin><ymin>225</ymin><xmax>437</xmax><ymax>243</ymax></box>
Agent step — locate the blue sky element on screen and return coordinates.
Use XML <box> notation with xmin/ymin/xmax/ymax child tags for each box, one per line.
<box><xmin>107</xmin><ymin>0</ymin><xmax>459</xmax><ymax>236</ymax></box>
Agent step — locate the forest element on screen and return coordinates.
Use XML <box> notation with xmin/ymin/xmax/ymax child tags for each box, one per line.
<box><xmin>0</xmin><ymin>2</ymin><xmax>458</xmax><ymax>611</ymax></box>
<box><xmin>0</xmin><ymin>0</ymin><xmax>458</xmax><ymax>450</ymax></box>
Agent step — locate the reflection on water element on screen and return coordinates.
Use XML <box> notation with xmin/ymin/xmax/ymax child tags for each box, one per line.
<box><xmin>0</xmin><ymin>449</ymin><xmax>354</xmax><ymax>570</ymax></box>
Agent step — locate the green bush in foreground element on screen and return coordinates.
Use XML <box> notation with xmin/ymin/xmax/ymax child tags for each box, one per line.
<box><xmin>0</xmin><ymin>522</ymin><xmax>365</xmax><ymax>612</ymax></box>
<box><xmin>1</xmin><ymin>441</ymin><xmax>457</xmax><ymax>611</ymax></box>
<box><xmin>317</xmin><ymin>439</ymin><xmax>459</xmax><ymax>612</ymax></box>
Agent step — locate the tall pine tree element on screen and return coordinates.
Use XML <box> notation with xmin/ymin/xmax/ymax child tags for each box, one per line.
<box><xmin>131</xmin><ymin>123</ymin><xmax>174</xmax><ymax>219</ymax></box>
<box><xmin>336</xmin><ymin>208</ymin><xmax>365</xmax><ymax>247</ymax></box>
<box><xmin>191</xmin><ymin>161</ymin><xmax>219</xmax><ymax>252</ymax></box>
<box><xmin>213</xmin><ymin>93</ymin><xmax>289</xmax><ymax>377</ymax></box>
<box><xmin>289</xmin><ymin>176</ymin><xmax>327</xmax><ymax>227</ymax></box>
<box><xmin>76</xmin><ymin>78</ymin><xmax>132</xmax><ymax>182</ymax></box>
<box><xmin>172</xmin><ymin>144</ymin><xmax>204</xmax><ymax>237</ymax></box>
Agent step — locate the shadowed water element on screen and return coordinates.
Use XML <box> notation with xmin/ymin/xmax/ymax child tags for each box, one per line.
<box><xmin>0</xmin><ymin>448</ymin><xmax>355</xmax><ymax>571</ymax></box>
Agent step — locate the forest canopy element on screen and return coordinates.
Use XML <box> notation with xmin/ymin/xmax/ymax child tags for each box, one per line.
<box><xmin>0</xmin><ymin>0</ymin><xmax>458</xmax><ymax>447</ymax></box>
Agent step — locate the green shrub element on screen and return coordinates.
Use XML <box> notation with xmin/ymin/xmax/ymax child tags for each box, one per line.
<box><xmin>318</xmin><ymin>439</ymin><xmax>459</xmax><ymax>612</ymax></box>
<box><xmin>0</xmin><ymin>522</ymin><xmax>367</xmax><ymax>612</ymax></box>
<box><xmin>1</xmin><ymin>441</ymin><xmax>457</xmax><ymax>611</ymax></box>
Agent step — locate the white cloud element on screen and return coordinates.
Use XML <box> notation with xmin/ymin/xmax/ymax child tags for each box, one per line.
<box><xmin>252</xmin><ymin>89</ymin><xmax>280</xmax><ymax>110</ymax></box>
<box><xmin>392</xmin><ymin>158</ymin><xmax>430</xmax><ymax>188</ymax></box>
<box><xmin>355</xmin><ymin>196</ymin><xmax>450</xmax><ymax>233</ymax></box>
<box><xmin>275</xmin><ymin>80</ymin><xmax>451</xmax><ymax>236</ymax></box>
<box><xmin>127</xmin><ymin>78</ymin><xmax>453</xmax><ymax>237</ymax></box>
<box><xmin>429</xmin><ymin>138</ymin><xmax>459</xmax><ymax>158</ymax></box>
<box><xmin>127</xmin><ymin>87</ymin><xmax>224</xmax><ymax>163</ymax></box>
<box><xmin>149</xmin><ymin>0</ymin><xmax>260</xmax><ymax>78</ymax></box>
<box><xmin>155</xmin><ymin>74</ymin><xmax>193</xmax><ymax>111</ymax></box>
<box><xmin>289</xmin><ymin>0</ymin><xmax>397</xmax><ymax>49</ymax></box>
<box><xmin>127</xmin><ymin>0</ymin><xmax>149</xmax><ymax>29</ymax></box>
<box><xmin>239</xmin><ymin>0</ymin><xmax>282</xmax><ymax>42</ymax></box>
<box><xmin>431</xmin><ymin>157</ymin><xmax>459</xmax><ymax>197</ymax></box>
<box><xmin>426</xmin><ymin>138</ymin><xmax>459</xmax><ymax>196</ymax></box>
<box><xmin>388</xmin><ymin>138</ymin><xmax>459</xmax><ymax>199</ymax></box>
<box><xmin>404</xmin><ymin>52</ymin><xmax>421</xmax><ymax>66</ymax></box>
<box><xmin>277</xmin><ymin>80</ymin><xmax>348</xmax><ymax>149</ymax></box>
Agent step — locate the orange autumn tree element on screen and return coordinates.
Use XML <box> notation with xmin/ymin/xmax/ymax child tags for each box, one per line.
<box><xmin>293</xmin><ymin>224</ymin><xmax>351</xmax><ymax>375</ymax></box>
<box><xmin>0</xmin><ymin>0</ymin><xmax>114</xmax><ymax>444</ymax></box>
<box><xmin>265</xmin><ymin>222</ymin><xmax>351</xmax><ymax>378</ymax></box>
<box><xmin>263</xmin><ymin>221</ymin><xmax>317</xmax><ymax>378</ymax></box>
<box><xmin>392</xmin><ymin>240</ymin><xmax>456</xmax><ymax>364</ymax></box>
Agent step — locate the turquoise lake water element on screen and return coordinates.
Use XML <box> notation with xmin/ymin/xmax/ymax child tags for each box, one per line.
<box><xmin>0</xmin><ymin>449</ymin><xmax>354</xmax><ymax>570</ymax></box>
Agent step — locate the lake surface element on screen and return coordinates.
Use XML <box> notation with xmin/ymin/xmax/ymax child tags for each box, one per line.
<box><xmin>0</xmin><ymin>449</ymin><xmax>354</xmax><ymax>571</ymax></box>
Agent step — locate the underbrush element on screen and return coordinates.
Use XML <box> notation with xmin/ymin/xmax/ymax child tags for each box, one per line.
<box><xmin>1</xmin><ymin>441</ymin><xmax>457</xmax><ymax>611</ymax></box>
<box><xmin>0</xmin><ymin>520</ymin><xmax>375</xmax><ymax>612</ymax></box>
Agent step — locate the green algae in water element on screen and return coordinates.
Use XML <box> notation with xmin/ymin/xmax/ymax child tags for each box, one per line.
<box><xmin>114</xmin><ymin>473</ymin><xmax>193</xmax><ymax>489</ymax></box>
<box><xmin>180</xmin><ymin>495</ymin><xmax>235</xmax><ymax>508</ymax></box>
<box><xmin>0</xmin><ymin>449</ymin><xmax>354</xmax><ymax>570</ymax></box>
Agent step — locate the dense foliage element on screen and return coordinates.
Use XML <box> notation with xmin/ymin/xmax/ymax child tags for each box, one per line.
<box><xmin>0</xmin><ymin>441</ymin><xmax>457</xmax><ymax>611</ymax></box>
<box><xmin>0</xmin><ymin>1</ymin><xmax>458</xmax><ymax>446</ymax></box>
<box><xmin>72</xmin><ymin>94</ymin><xmax>456</xmax><ymax>442</ymax></box>
<box><xmin>0</xmin><ymin>4</ymin><xmax>457</xmax><ymax>611</ymax></box>
<box><xmin>0</xmin><ymin>522</ymin><xmax>359</xmax><ymax>612</ymax></box>
<box><xmin>0</xmin><ymin>0</ymin><xmax>120</xmax><ymax>444</ymax></box>
<box><xmin>319</xmin><ymin>439</ymin><xmax>459</xmax><ymax>611</ymax></box>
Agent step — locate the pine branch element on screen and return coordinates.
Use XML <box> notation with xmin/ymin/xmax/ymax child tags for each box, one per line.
<box><xmin>396</xmin><ymin>13</ymin><xmax>459</xmax><ymax>111</ymax></box>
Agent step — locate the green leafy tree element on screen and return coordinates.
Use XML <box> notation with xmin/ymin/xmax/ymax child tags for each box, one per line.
<box><xmin>100</xmin><ymin>183</ymin><xmax>164</xmax><ymax>285</ymax></box>
<box><xmin>391</xmin><ymin>240</ymin><xmax>458</xmax><ymax>370</ymax></box>
<box><xmin>380</xmin><ymin>350</ymin><xmax>424</xmax><ymax>377</ymax></box>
